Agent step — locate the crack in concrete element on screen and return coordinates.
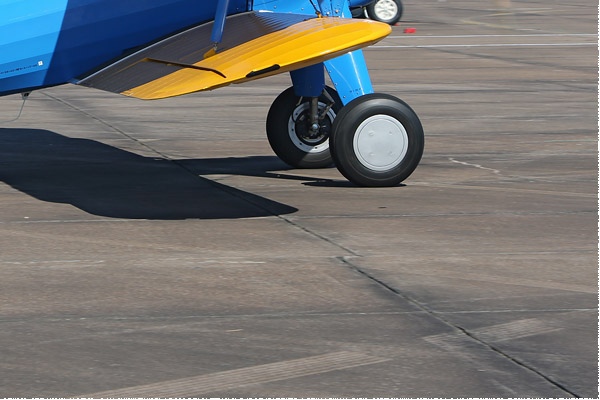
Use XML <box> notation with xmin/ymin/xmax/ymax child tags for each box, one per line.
<box><xmin>336</xmin><ymin>256</ymin><xmax>582</xmax><ymax>398</ymax></box>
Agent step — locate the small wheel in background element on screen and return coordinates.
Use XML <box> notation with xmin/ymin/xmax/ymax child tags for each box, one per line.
<box><xmin>365</xmin><ymin>0</ymin><xmax>403</xmax><ymax>25</ymax></box>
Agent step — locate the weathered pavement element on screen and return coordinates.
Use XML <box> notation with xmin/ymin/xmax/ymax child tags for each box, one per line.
<box><xmin>0</xmin><ymin>0</ymin><xmax>597</xmax><ymax>397</ymax></box>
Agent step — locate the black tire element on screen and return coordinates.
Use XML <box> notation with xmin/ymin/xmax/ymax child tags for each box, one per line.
<box><xmin>330</xmin><ymin>93</ymin><xmax>424</xmax><ymax>187</ymax></box>
<box><xmin>266</xmin><ymin>86</ymin><xmax>342</xmax><ymax>169</ymax></box>
<box><xmin>350</xmin><ymin>7</ymin><xmax>366</xmax><ymax>18</ymax></box>
<box><xmin>366</xmin><ymin>0</ymin><xmax>403</xmax><ymax>25</ymax></box>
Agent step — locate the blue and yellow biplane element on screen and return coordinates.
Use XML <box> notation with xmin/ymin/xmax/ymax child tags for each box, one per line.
<box><xmin>0</xmin><ymin>0</ymin><xmax>424</xmax><ymax>187</ymax></box>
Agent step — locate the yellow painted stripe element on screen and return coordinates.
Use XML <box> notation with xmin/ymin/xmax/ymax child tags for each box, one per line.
<box><xmin>123</xmin><ymin>17</ymin><xmax>391</xmax><ymax>100</ymax></box>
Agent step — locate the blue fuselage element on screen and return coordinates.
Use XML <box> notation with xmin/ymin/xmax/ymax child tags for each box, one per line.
<box><xmin>0</xmin><ymin>0</ymin><xmax>248</xmax><ymax>96</ymax></box>
<box><xmin>0</xmin><ymin>0</ymin><xmax>372</xmax><ymax>97</ymax></box>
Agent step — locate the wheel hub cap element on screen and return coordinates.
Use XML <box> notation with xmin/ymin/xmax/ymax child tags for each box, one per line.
<box><xmin>374</xmin><ymin>0</ymin><xmax>398</xmax><ymax>21</ymax></box>
<box><xmin>288</xmin><ymin>102</ymin><xmax>335</xmax><ymax>153</ymax></box>
<box><xmin>353</xmin><ymin>115</ymin><xmax>408</xmax><ymax>171</ymax></box>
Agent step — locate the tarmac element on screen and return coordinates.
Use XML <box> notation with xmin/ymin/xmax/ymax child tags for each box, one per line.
<box><xmin>0</xmin><ymin>0</ymin><xmax>597</xmax><ymax>397</ymax></box>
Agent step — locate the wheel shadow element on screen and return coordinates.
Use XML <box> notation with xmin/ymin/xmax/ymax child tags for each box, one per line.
<box><xmin>177</xmin><ymin>157</ymin><xmax>340</xmax><ymax>185</ymax></box>
<box><xmin>0</xmin><ymin>128</ymin><xmax>301</xmax><ymax>220</ymax></box>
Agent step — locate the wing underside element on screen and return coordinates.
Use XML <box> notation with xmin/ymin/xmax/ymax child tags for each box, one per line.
<box><xmin>76</xmin><ymin>11</ymin><xmax>391</xmax><ymax>100</ymax></box>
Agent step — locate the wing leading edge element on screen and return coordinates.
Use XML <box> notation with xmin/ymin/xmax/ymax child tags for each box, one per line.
<box><xmin>77</xmin><ymin>11</ymin><xmax>391</xmax><ymax>100</ymax></box>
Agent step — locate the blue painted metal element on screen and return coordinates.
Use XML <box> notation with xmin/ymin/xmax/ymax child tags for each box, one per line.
<box><xmin>0</xmin><ymin>0</ymin><xmax>376</xmax><ymax>103</ymax></box>
<box><xmin>0</xmin><ymin>0</ymin><xmax>68</xmax><ymax>94</ymax></box>
<box><xmin>348</xmin><ymin>0</ymin><xmax>373</xmax><ymax>6</ymax></box>
<box><xmin>290</xmin><ymin>63</ymin><xmax>326</xmax><ymax>98</ymax></box>
<box><xmin>325</xmin><ymin>51</ymin><xmax>373</xmax><ymax>105</ymax></box>
<box><xmin>251</xmin><ymin>0</ymin><xmax>374</xmax><ymax>104</ymax></box>
<box><xmin>318</xmin><ymin>0</ymin><xmax>343</xmax><ymax>17</ymax></box>
<box><xmin>250</xmin><ymin>0</ymin><xmax>318</xmax><ymax>14</ymax></box>
<box><xmin>0</xmin><ymin>0</ymin><xmax>248</xmax><ymax>96</ymax></box>
<box><xmin>211</xmin><ymin>0</ymin><xmax>231</xmax><ymax>44</ymax></box>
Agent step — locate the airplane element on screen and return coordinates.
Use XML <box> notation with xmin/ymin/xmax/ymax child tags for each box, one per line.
<box><xmin>0</xmin><ymin>0</ymin><xmax>424</xmax><ymax>187</ymax></box>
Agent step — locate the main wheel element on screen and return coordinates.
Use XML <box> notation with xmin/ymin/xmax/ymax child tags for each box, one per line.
<box><xmin>266</xmin><ymin>86</ymin><xmax>342</xmax><ymax>169</ymax></box>
<box><xmin>365</xmin><ymin>0</ymin><xmax>403</xmax><ymax>25</ymax></box>
<box><xmin>330</xmin><ymin>93</ymin><xmax>424</xmax><ymax>187</ymax></box>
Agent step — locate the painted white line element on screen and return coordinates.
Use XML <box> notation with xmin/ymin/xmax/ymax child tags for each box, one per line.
<box><xmin>449</xmin><ymin>158</ymin><xmax>501</xmax><ymax>175</ymax></box>
<box><xmin>471</xmin><ymin>319</ymin><xmax>563</xmax><ymax>343</ymax></box>
<box><xmin>412</xmin><ymin>182</ymin><xmax>597</xmax><ymax>199</ymax></box>
<box><xmin>425</xmin><ymin>318</ymin><xmax>563</xmax><ymax>350</ymax></box>
<box><xmin>81</xmin><ymin>351</ymin><xmax>389</xmax><ymax>398</ymax></box>
<box><xmin>394</xmin><ymin>266</ymin><xmax>598</xmax><ymax>294</ymax></box>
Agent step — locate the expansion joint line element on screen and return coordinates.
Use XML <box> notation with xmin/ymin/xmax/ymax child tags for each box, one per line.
<box><xmin>40</xmin><ymin>91</ymin><xmax>172</xmax><ymax>161</ymax></box>
<box><xmin>277</xmin><ymin>216</ymin><xmax>360</xmax><ymax>257</ymax></box>
<box><xmin>455</xmin><ymin>325</ymin><xmax>581</xmax><ymax>398</ymax></box>
<box><xmin>336</xmin><ymin>256</ymin><xmax>581</xmax><ymax>398</ymax></box>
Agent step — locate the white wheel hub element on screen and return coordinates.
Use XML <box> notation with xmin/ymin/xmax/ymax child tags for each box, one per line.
<box><xmin>373</xmin><ymin>0</ymin><xmax>398</xmax><ymax>21</ymax></box>
<box><xmin>353</xmin><ymin>114</ymin><xmax>409</xmax><ymax>171</ymax></box>
<box><xmin>288</xmin><ymin>102</ymin><xmax>335</xmax><ymax>154</ymax></box>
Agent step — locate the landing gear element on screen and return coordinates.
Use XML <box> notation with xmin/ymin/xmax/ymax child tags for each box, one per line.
<box><xmin>266</xmin><ymin>86</ymin><xmax>342</xmax><ymax>169</ymax></box>
<box><xmin>330</xmin><ymin>94</ymin><xmax>424</xmax><ymax>187</ymax></box>
<box><xmin>267</xmin><ymin>87</ymin><xmax>424</xmax><ymax>187</ymax></box>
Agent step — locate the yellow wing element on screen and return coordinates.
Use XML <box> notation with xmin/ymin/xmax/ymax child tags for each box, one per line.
<box><xmin>77</xmin><ymin>12</ymin><xmax>391</xmax><ymax>100</ymax></box>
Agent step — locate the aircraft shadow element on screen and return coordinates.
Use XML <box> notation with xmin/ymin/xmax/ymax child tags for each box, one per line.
<box><xmin>0</xmin><ymin>128</ymin><xmax>299</xmax><ymax>220</ymax></box>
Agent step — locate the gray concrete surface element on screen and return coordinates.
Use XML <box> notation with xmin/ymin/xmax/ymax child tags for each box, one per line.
<box><xmin>0</xmin><ymin>0</ymin><xmax>597</xmax><ymax>397</ymax></box>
